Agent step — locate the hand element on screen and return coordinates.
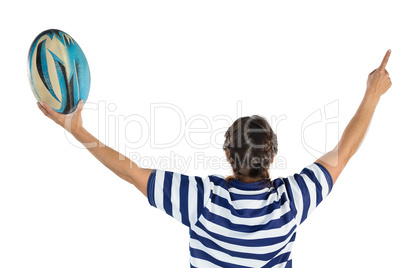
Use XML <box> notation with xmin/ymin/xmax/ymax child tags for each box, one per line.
<box><xmin>37</xmin><ymin>100</ymin><xmax>84</xmax><ymax>137</ymax></box>
<box><xmin>366</xmin><ymin>49</ymin><xmax>392</xmax><ymax>98</ymax></box>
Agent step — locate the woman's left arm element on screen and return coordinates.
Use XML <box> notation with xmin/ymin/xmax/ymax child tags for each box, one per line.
<box><xmin>37</xmin><ymin>100</ymin><xmax>153</xmax><ymax>197</ymax></box>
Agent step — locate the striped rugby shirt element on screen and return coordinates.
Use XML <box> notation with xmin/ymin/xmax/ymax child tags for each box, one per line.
<box><xmin>147</xmin><ymin>162</ymin><xmax>333</xmax><ymax>267</ymax></box>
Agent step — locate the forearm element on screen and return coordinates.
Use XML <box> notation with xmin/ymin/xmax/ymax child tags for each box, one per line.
<box><xmin>337</xmin><ymin>92</ymin><xmax>380</xmax><ymax>164</ymax></box>
<box><xmin>73</xmin><ymin>128</ymin><xmax>139</xmax><ymax>186</ymax></box>
<box><xmin>316</xmin><ymin>92</ymin><xmax>380</xmax><ymax>183</ymax></box>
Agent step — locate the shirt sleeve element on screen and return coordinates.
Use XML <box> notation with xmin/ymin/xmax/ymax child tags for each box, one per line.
<box><xmin>281</xmin><ymin>162</ymin><xmax>333</xmax><ymax>226</ymax></box>
<box><xmin>147</xmin><ymin>169</ymin><xmax>212</xmax><ymax>228</ymax></box>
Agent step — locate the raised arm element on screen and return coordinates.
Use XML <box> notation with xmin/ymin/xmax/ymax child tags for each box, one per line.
<box><xmin>37</xmin><ymin>100</ymin><xmax>153</xmax><ymax>197</ymax></box>
<box><xmin>316</xmin><ymin>49</ymin><xmax>392</xmax><ymax>184</ymax></box>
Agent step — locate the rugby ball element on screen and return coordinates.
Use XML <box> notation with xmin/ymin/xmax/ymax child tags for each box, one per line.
<box><xmin>28</xmin><ymin>29</ymin><xmax>90</xmax><ymax>114</ymax></box>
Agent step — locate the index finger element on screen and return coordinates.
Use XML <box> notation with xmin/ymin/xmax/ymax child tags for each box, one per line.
<box><xmin>379</xmin><ymin>49</ymin><xmax>391</xmax><ymax>70</ymax></box>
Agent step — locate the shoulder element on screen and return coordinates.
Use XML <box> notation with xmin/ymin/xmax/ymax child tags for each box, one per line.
<box><xmin>207</xmin><ymin>174</ymin><xmax>229</xmax><ymax>190</ymax></box>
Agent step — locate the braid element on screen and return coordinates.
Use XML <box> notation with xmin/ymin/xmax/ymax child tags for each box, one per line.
<box><xmin>223</xmin><ymin>115</ymin><xmax>278</xmax><ymax>185</ymax></box>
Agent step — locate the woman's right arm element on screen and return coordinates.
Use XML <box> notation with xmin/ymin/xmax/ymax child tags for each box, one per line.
<box><xmin>37</xmin><ymin>100</ymin><xmax>153</xmax><ymax>197</ymax></box>
<box><xmin>315</xmin><ymin>49</ymin><xmax>392</xmax><ymax>184</ymax></box>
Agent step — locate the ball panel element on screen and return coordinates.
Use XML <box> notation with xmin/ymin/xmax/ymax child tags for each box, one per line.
<box><xmin>30</xmin><ymin>35</ymin><xmax>63</xmax><ymax>110</ymax></box>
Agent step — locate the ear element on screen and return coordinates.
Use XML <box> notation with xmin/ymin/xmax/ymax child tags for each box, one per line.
<box><xmin>225</xmin><ymin>150</ymin><xmax>229</xmax><ymax>160</ymax></box>
<box><xmin>271</xmin><ymin>156</ymin><xmax>275</xmax><ymax>164</ymax></box>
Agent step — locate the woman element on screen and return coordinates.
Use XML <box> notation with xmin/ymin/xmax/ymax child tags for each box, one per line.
<box><xmin>37</xmin><ymin>50</ymin><xmax>392</xmax><ymax>267</ymax></box>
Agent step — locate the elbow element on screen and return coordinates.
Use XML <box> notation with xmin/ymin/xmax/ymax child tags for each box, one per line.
<box><xmin>328</xmin><ymin>145</ymin><xmax>351</xmax><ymax>169</ymax></box>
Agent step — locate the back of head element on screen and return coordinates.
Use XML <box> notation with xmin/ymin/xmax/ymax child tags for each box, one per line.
<box><xmin>223</xmin><ymin>115</ymin><xmax>278</xmax><ymax>183</ymax></box>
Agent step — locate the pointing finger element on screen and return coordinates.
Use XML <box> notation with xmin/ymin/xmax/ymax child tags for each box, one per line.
<box><xmin>379</xmin><ymin>49</ymin><xmax>391</xmax><ymax>70</ymax></box>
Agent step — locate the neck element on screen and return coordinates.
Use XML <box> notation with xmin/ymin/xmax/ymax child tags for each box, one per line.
<box><xmin>239</xmin><ymin>176</ymin><xmax>263</xmax><ymax>183</ymax></box>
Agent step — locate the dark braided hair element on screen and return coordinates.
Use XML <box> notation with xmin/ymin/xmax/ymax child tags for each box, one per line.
<box><xmin>223</xmin><ymin>115</ymin><xmax>278</xmax><ymax>184</ymax></box>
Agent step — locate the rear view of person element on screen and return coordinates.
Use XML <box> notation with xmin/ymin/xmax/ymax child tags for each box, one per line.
<box><xmin>37</xmin><ymin>50</ymin><xmax>392</xmax><ymax>267</ymax></box>
<box><xmin>147</xmin><ymin>115</ymin><xmax>331</xmax><ymax>267</ymax></box>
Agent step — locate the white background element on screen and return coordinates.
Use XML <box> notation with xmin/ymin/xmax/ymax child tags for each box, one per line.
<box><xmin>1</xmin><ymin>0</ymin><xmax>401</xmax><ymax>267</ymax></box>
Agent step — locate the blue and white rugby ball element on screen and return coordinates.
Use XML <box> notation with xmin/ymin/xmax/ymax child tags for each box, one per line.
<box><xmin>28</xmin><ymin>29</ymin><xmax>90</xmax><ymax>114</ymax></box>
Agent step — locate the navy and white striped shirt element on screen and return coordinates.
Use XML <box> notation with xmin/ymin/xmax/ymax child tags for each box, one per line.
<box><xmin>147</xmin><ymin>162</ymin><xmax>333</xmax><ymax>267</ymax></box>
